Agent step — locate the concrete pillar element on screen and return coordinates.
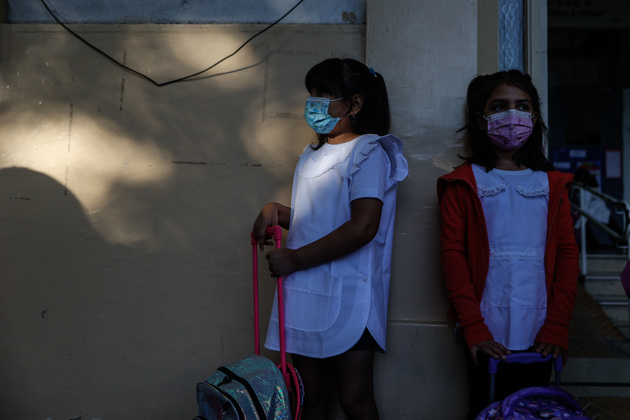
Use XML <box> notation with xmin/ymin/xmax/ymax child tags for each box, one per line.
<box><xmin>365</xmin><ymin>1</ymin><xmax>477</xmax><ymax>417</ymax></box>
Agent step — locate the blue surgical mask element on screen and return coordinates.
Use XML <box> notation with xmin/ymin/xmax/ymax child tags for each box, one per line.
<box><xmin>304</xmin><ymin>96</ymin><xmax>347</xmax><ymax>134</ymax></box>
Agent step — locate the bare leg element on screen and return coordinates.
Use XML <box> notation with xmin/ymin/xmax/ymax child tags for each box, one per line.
<box><xmin>291</xmin><ymin>354</ymin><xmax>333</xmax><ymax>420</ymax></box>
<box><xmin>332</xmin><ymin>348</ymin><xmax>379</xmax><ymax>420</ymax></box>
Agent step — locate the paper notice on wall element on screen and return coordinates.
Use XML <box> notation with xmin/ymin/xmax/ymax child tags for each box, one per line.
<box><xmin>606</xmin><ymin>150</ymin><xmax>621</xmax><ymax>179</ymax></box>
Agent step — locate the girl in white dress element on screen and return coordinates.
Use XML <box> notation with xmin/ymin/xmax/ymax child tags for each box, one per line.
<box><xmin>252</xmin><ymin>58</ymin><xmax>407</xmax><ymax>420</ymax></box>
<box><xmin>438</xmin><ymin>70</ymin><xmax>579</xmax><ymax>419</ymax></box>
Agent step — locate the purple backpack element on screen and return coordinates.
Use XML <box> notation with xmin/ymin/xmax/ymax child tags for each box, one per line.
<box><xmin>475</xmin><ymin>386</ymin><xmax>590</xmax><ymax>420</ymax></box>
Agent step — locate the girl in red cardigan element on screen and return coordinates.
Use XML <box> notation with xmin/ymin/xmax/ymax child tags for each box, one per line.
<box><xmin>437</xmin><ymin>70</ymin><xmax>579</xmax><ymax>419</ymax></box>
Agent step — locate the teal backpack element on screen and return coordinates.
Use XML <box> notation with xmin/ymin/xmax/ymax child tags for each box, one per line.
<box><xmin>195</xmin><ymin>354</ymin><xmax>291</xmax><ymax>420</ymax></box>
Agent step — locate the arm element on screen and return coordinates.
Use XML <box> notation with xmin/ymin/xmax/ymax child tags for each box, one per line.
<box><xmin>439</xmin><ymin>181</ymin><xmax>506</xmax><ymax>363</ymax></box>
<box><xmin>265</xmin><ymin>198</ymin><xmax>383</xmax><ymax>278</ymax></box>
<box><xmin>535</xmin><ymin>186</ymin><xmax>580</xmax><ymax>361</ymax></box>
<box><xmin>252</xmin><ymin>202</ymin><xmax>291</xmax><ymax>250</ymax></box>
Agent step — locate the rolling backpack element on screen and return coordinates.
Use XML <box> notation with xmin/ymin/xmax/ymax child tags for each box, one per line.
<box><xmin>194</xmin><ymin>226</ymin><xmax>303</xmax><ymax>420</ymax></box>
<box><xmin>475</xmin><ymin>353</ymin><xmax>590</xmax><ymax>420</ymax></box>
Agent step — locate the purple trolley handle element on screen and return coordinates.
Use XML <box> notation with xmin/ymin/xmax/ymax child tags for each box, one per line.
<box><xmin>488</xmin><ymin>353</ymin><xmax>563</xmax><ymax>403</ymax></box>
<box><xmin>251</xmin><ymin>225</ymin><xmax>290</xmax><ymax>388</ymax></box>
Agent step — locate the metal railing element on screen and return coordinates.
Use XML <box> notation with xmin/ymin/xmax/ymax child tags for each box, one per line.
<box><xmin>572</xmin><ymin>181</ymin><xmax>630</xmax><ymax>339</ymax></box>
<box><xmin>571</xmin><ymin>182</ymin><xmax>630</xmax><ymax>275</ymax></box>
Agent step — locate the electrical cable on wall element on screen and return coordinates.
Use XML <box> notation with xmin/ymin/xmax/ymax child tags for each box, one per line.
<box><xmin>40</xmin><ymin>0</ymin><xmax>306</xmax><ymax>87</ymax></box>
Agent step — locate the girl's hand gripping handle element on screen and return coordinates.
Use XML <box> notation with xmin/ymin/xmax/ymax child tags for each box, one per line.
<box><xmin>251</xmin><ymin>226</ymin><xmax>290</xmax><ymax>385</ymax></box>
<box><xmin>252</xmin><ymin>203</ymin><xmax>290</xmax><ymax>251</ymax></box>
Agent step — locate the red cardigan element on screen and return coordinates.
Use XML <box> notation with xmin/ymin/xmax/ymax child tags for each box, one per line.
<box><xmin>437</xmin><ymin>163</ymin><xmax>579</xmax><ymax>351</ymax></box>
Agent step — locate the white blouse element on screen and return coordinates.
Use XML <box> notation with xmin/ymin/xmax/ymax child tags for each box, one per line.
<box><xmin>265</xmin><ymin>134</ymin><xmax>408</xmax><ymax>358</ymax></box>
<box><xmin>472</xmin><ymin>164</ymin><xmax>549</xmax><ymax>351</ymax></box>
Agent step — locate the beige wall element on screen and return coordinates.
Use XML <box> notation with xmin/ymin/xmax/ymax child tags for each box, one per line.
<box><xmin>0</xmin><ymin>1</ymin><xmax>481</xmax><ymax>418</ymax></box>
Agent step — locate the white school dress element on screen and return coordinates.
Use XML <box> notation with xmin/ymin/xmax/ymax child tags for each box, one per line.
<box><xmin>472</xmin><ymin>164</ymin><xmax>549</xmax><ymax>350</ymax></box>
<box><xmin>265</xmin><ymin>134</ymin><xmax>408</xmax><ymax>358</ymax></box>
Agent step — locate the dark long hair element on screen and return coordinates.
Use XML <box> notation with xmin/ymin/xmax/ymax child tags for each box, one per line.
<box><xmin>305</xmin><ymin>58</ymin><xmax>390</xmax><ymax>149</ymax></box>
<box><xmin>458</xmin><ymin>69</ymin><xmax>554</xmax><ymax>172</ymax></box>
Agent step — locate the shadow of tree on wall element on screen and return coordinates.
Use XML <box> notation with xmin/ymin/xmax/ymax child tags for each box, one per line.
<box><xmin>0</xmin><ymin>23</ymin><xmax>309</xmax><ymax>247</ymax></box>
<box><xmin>0</xmin><ymin>167</ymin><xmax>127</xmax><ymax>418</ymax></box>
<box><xmin>0</xmin><ymin>166</ymin><xmax>267</xmax><ymax>418</ymax></box>
<box><xmin>0</xmin><ymin>23</ymin><xmax>361</xmax><ymax>419</ymax></box>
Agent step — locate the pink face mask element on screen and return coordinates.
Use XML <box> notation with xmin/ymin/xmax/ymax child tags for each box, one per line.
<box><xmin>484</xmin><ymin>109</ymin><xmax>534</xmax><ymax>150</ymax></box>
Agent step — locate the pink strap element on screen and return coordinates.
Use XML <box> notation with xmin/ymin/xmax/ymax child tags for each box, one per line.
<box><xmin>252</xmin><ymin>226</ymin><xmax>289</xmax><ymax>386</ymax></box>
<box><xmin>251</xmin><ymin>233</ymin><xmax>261</xmax><ymax>354</ymax></box>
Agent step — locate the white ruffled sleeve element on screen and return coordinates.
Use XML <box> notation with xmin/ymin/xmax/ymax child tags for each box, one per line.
<box><xmin>348</xmin><ymin>134</ymin><xmax>408</xmax><ymax>181</ymax></box>
<box><xmin>348</xmin><ymin>134</ymin><xmax>409</xmax><ymax>202</ymax></box>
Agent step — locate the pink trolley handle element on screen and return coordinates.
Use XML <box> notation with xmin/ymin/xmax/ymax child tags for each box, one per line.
<box><xmin>251</xmin><ymin>226</ymin><xmax>289</xmax><ymax>386</ymax></box>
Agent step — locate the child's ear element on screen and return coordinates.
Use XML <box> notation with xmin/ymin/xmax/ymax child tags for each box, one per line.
<box><xmin>351</xmin><ymin>94</ymin><xmax>364</xmax><ymax>116</ymax></box>
<box><xmin>476</xmin><ymin>112</ymin><xmax>487</xmax><ymax>131</ymax></box>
